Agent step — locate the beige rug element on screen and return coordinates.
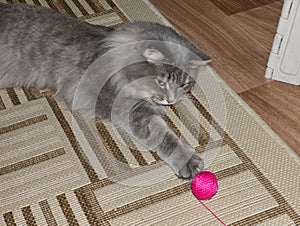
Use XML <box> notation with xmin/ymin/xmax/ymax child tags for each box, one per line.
<box><xmin>0</xmin><ymin>0</ymin><xmax>300</xmax><ymax>225</ymax></box>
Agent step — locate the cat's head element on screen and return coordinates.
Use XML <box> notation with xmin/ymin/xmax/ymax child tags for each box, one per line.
<box><xmin>139</xmin><ymin>48</ymin><xmax>210</xmax><ymax>105</ymax></box>
<box><xmin>104</xmin><ymin>22</ymin><xmax>211</xmax><ymax>106</ymax></box>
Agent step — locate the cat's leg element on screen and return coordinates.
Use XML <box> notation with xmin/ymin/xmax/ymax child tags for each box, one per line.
<box><xmin>127</xmin><ymin>107</ymin><xmax>204</xmax><ymax>180</ymax></box>
<box><xmin>152</xmin><ymin>118</ymin><xmax>204</xmax><ymax>179</ymax></box>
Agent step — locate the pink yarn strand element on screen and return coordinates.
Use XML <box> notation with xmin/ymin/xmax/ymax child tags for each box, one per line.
<box><xmin>199</xmin><ymin>200</ymin><xmax>226</xmax><ymax>226</ymax></box>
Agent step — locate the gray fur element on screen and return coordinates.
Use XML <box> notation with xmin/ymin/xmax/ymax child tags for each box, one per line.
<box><xmin>0</xmin><ymin>3</ymin><xmax>211</xmax><ymax>179</ymax></box>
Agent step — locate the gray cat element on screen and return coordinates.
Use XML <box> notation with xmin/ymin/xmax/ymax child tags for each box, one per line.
<box><xmin>0</xmin><ymin>3</ymin><xmax>211</xmax><ymax>179</ymax></box>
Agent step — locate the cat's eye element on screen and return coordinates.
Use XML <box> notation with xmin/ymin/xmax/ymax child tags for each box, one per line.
<box><xmin>156</xmin><ymin>79</ymin><xmax>166</xmax><ymax>88</ymax></box>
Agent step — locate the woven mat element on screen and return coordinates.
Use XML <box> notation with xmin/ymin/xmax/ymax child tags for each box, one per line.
<box><xmin>0</xmin><ymin>0</ymin><xmax>300</xmax><ymax>225</ymax></box>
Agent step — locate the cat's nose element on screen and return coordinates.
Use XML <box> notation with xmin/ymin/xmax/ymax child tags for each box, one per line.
<box><xmin>167</xmin><ymin>96</ymin><xmax>176</xmax><ymax>104</ymax></box>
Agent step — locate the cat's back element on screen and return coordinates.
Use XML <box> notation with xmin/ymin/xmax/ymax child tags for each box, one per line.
<box><xmin>0</xmin><ymin>3</ymin><xmax>86</xmax><ymax>26</ymax></box>
<box><xmin>0</xmin><ymin>3</ymin><xmax>112</xmax><ymax>90</ymax></box>
<box><xmin>0</xmin><ymin>3</ymin><xmax>111</xmax><ymax>42</ymax></box>
<box><xmin>0</xmin><ymin>3</ymin><xmax>69</xmax><ymax>32</ymax></box>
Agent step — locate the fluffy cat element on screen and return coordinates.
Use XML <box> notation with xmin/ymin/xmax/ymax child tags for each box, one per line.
<box><xmin>0</xmin><ymin>3</ymin><xmax>211</xmax><ymax>179</ymax></box>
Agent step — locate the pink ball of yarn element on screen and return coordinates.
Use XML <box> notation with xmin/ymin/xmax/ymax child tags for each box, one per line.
<box><xmin>191</xmin><ymin>171</ymin><xmax>218</xmax><ymax>200</ymax></box>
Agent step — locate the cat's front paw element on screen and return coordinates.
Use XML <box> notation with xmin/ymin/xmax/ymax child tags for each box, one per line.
<box><xmin>177</xmin><ymin>154</ymin><xmax>204</xmax><ymax>180</ymax></box>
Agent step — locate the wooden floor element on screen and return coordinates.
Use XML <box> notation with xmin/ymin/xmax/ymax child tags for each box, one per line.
<box><xmin>150</xmin><ymin>0</ymin><xmax>300</xmax><ymax>156</ymax></box>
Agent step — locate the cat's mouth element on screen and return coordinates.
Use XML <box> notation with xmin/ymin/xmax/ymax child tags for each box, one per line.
<box><xmin>151</xmin><ymin>96</ymin><xmax>176</xmax><ymax>106</ymax></box>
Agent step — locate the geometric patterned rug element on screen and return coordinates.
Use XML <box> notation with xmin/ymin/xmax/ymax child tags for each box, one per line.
<box><xmin>0</xmin><ymin>1</ymin><xmax>299</xmax><ymax>225</ymax></box>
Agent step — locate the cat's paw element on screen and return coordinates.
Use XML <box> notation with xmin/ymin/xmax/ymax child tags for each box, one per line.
<box><xmin>176</xmin><ymin>153</ymin><xmax>204</xmax><ymax>180</ymax></box>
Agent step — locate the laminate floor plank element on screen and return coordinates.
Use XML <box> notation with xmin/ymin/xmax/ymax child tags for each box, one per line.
<box><xmin>230</xmin><ymin>1</ymin><xmax>283</xmax><ymax>51</ymax></box>
<box><xmin>240</xmin><ymin>81</ymin><xmax>300</xmax><ymax>155</ymax></box>
<box><xmin>210</xmin><ymin>0</ymin><xmax>280</xmax><ymax>15</ymax></box>
<box><xmin>151</xmin><ymin>0</ymin><xmax>270</xmax><ymax>93</ymax></box>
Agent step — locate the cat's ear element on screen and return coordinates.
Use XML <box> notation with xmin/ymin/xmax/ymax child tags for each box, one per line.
<box><xmin>143</xmin><ymin>48</ymin><xmax>165</xmax><ymax>63</ymax></box>
<box><xmin>188</xmin><ymin>51</ymin><xmax>211</xmax><ymax>68</ymax></box>
<box><xmin>189</xmin><ymin>58</ymin><xmax>211</xmax><ymax>68</ymax></box>
<box><xmin>189</xmin><ymin>45</ymin><xmax>211</xmax><ymax>67</ymax></box>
